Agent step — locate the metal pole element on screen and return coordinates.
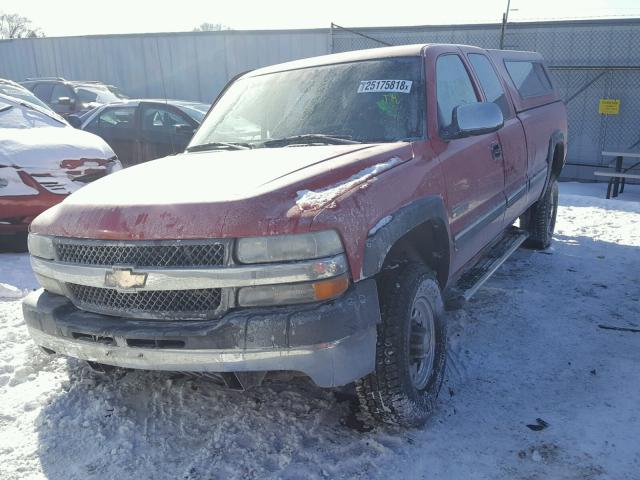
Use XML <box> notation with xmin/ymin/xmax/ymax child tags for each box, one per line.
<box><xmin>499</xmin><ymin>0</ymin><xmax>512</xmax><ymax>50</ymax></box>
<box><xmin>330</xmin><ymin>22</ymin><xmax>334</xmax><ymax>54</ymax></box>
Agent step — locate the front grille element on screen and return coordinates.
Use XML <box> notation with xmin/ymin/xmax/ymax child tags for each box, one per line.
<box><xmin>55</xmin><ymin>241</ymin><xmax>226</xmax><ymax>267</ymax></box>
<box><xmin>67</xmin><ymin>284</ymin><xmax>222</xmax><ymax>319</ymax></box>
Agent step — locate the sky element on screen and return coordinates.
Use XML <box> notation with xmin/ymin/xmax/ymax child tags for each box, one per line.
<box><xmin>2</xmin><ymin>0</ymin><xmax>640</xmax><ymax>37</ymax></box>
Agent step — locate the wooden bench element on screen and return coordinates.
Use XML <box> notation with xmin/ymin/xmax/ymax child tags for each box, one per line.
<box><xmin>594</xmin><ymin>171</ymin><xmax>640</xmax><ymax>199</ymax></box>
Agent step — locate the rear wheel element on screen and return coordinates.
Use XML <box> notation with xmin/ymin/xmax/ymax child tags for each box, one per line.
<box><xmin>356</xmin><ymin>263</ymin><xmax>446</xmax><ymax>427</ymax></box>
<box><xmin>521</xmin><ymin>176</ymin><xmax>559</xmax><ymax>249</ymax></box>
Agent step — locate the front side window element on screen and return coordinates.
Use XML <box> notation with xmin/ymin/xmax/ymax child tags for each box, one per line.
<box><xmin>504</xmin><ymin>61</ymin><xmax>552</xmax><ymax>98</ymax></box>
<box><xmin>189</xmin><ymin>57</ymin><xmax>425</xmax><ymax>148</ymax></box>
<box><xmin>32</xmin><ymin>83</ymin><xmax>53</xmax><ymax>101</ymax></box>
<box><xmin>468</xmin><ymin>54</ymin><xmax>511</xmax><ymax>118</ymax></box>
<box><xmin>436</xmin><ymin>55</ymin><xmax>478</xmax><ymax>131</ymax></box>
<box><xmin>141</xmin><ymin>107</ymin><xmax>191</xmax><ymax>132</ymax></box>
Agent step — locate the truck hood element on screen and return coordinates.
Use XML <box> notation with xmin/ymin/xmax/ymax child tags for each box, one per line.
<box><xmin>63</xmin><ymin>145</ymin><xmax>382</xmax><ymax>205</ymax></box>
<box><xmin>30</xmin><ymin>143</ymin><xmax>413</xmax><ymax>239</ymax></box>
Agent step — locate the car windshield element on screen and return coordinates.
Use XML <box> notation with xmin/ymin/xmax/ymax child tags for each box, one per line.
<box><xmin>75</xmin><ymin>86</ymin><xmax>126</xmax><ymax>104</ymax></box>
<box><xmin>0</xmin><ymin>83</ymin><xmax>53</xmax><ymax>111</ymax></box>
<box><xmin>106</xmin><ymin>85</ymin><xmax>129</xmax><ymax>99</ymax></box>
<box><xmin>176</xmin><ymin>104</ymin><xmax>209</xmax><ymax>123</ymax></box>
<box><xmin>189</xmin><ymin>57</ymin><xmax>424</xmax><ymax>149</ymax></box>
<box><xmin>0</xmin><ymin>97</ymin><xmax>67</xmax><ymax>129</ymax></box>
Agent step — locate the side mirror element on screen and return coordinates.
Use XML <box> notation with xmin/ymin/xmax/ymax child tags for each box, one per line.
<box><xmin>67</xmin><ymin>115</ymin><xmax>82</xmax><ymax>128</ymax></box>
<box><xmin>56</xmin><ymin>96</ymin><xmax>73</xmax><ymax>106</ymax></box>
<box><xmin>443</xmin><ymin>102</ymin><xmax>504</xmax><ymax>139</ymax></box>
<box><xmin>175</xmin><ymin>124</ymin><xmax>195</xmax><ymax>135</ymax></box>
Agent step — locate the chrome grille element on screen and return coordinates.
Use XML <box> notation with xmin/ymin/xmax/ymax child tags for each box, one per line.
<box><xmin>67</xmin><ymin>283</ymin><xmax>222</xmax><ymax>319</ymax></box>
<box><xmin>55</xmin><ymin>240</ymin><xmax>226</xmax><ymax>267</ymax></box>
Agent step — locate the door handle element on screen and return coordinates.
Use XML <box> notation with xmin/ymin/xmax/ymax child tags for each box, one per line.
<box><xmin>490</xmin><ymin>142</ymin><xmax>502</xmax><ymax>160</ymax></box>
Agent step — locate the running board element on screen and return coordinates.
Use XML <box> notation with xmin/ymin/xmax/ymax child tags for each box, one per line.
<box><xmin>445</xmin><ymin>228</ymin><xmax>529</xmax><ymax>310</ymax></box>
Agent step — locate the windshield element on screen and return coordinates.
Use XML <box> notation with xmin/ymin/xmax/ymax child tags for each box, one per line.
<box><xmin>176</xmin><ymin>103</ymin><xmax>209</xmax><ymax>123</ymax></box>
<box><xmin>75</xmin><ymin>86</ymin><xmax>126</xmax><ymax>104</ymax></box>
<box><xmin>0</xmin><ymin>98</ymin><xmax>67</xmax><ymax>129</ymax></box>
<box><xmin>189</xmin><ymin>57</ymin><xmax>424</xmax><ymax>148</ymax></box>
<box><xmin>0</xmin><ymin>83</ymin><xmax>53</xmax><ymax>111</ymax></box>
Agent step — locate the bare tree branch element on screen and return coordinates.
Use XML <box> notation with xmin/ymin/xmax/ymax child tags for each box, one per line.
<box><xmin>0</xmin><ymin>12</ymin><xmax>45</xmax><ymax>39</ymax></box>
<box><xmin>193</xmin><ymin>22</ymin><xmax>230</xmax><ymax>32</ymax></box>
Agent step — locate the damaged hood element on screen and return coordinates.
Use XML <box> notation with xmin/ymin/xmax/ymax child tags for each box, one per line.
<box><xmin>63</xmin><ymin>145</ymin><xmax>379</xmax><ymax>206</ymax></box>
<box><xmin>31</xmin><ymin>143</ymin><xmax>413</xmax><ymax>239</ymax></box>
<box><xmin>0</xmin><ymin>126</ymin><xmax>117</xmax><ymax>197</ymax></box>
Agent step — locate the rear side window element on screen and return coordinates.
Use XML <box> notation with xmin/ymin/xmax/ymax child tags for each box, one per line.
<box><xmin>504</xmin><ymin>61</ymin><xmax>552</xmax><ymax>98</ymax></box>
<box><xmin>87</xmin><ymin>106</ymin><xmax>136</xmax><ymax>130</ymax></box>
<box><xmin>51</xmin><ymin>84</ymin><xmax>74</xmax><ymax>104</ymax></box>
<box><xmin>468</xmin><ymin>54</ymin><xmax>511</xmax><ymax>118</ymax></box>
<box><xmin>436</xmin><ymin>55</ymin><xmax>478</xmax><ymax>130</ymax></box>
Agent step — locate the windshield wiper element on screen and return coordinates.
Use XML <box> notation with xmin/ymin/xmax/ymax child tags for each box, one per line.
<box><xmin>258</xmin><ymin>134</ymin><xmax>362</xmax><ymax>148</ymax></box>
<box><xmin>186</xmin><ymin>141</ymin><xmax>250</xmax><ymax>152</ymax></box>
<box><xmin>0</xmin><ymin>104</ymin><xmax>14</xmax><ymax>113</ymax></box>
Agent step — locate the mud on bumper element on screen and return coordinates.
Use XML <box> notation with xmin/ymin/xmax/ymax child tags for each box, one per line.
<box><xmin>22</xmin><ymin>280</ymin><xmax>380</xmax><ymax>387</ymax></box>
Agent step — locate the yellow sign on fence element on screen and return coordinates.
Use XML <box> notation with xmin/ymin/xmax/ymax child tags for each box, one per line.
<box><xmin>599</xmin><ymin>99</ymin><xmax>620</xmax><ymax>115</ymax></box>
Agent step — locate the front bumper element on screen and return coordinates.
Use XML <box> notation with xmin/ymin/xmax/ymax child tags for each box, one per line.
<box><xmin>23</xmin><ymin>280</ymin><xmax>381</xmax><ymax>387</ymax></box>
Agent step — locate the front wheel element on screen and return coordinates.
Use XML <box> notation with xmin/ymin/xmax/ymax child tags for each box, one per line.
<box><xmin>356</xmin><ymin>263</ymin><xmax>446</xmax><ymax>427</ymax></box>
<box><xmin>521</xmin><ymin>176</ymin><xmax>559</xmax><ymax>249</ymax></box>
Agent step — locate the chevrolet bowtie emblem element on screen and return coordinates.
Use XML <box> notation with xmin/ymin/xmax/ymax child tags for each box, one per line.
<box><xmin>105</xmin><ymin>268</ymin><xmax>148</xmax><ymax>290</ymax></box>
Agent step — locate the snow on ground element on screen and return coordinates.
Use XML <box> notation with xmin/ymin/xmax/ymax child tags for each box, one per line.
<box><xmin>0</xmin><ymin>182</ymin><xmax>639</xmax><ymax>480</ymax></box>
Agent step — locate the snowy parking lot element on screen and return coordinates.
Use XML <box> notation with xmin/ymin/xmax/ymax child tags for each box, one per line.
<box><xmin>0</xmin><ymin>182</ymin><xmax>639</xmax><ymax>480</ymax></box>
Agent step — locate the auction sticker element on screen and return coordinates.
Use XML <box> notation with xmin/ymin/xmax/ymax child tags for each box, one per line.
<box><xmin>357</xmin><ymin>80</ymin><xmax>412</xmax><ymax>93</ymax></box>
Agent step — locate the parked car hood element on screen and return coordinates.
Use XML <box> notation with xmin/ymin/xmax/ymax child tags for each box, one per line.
<box><xmin>0</xmin><ymin>127</ymin><xmax>114</xmax><ymax>168</ymax></box>
<box><xmin>30</xmin><ymin>143</ymin><xmax>413</xmax><ymax>239</ymax></box>
<box><xmin>0</xmin><ymin>126</ymin><xmax>117</xmax><ymax>197</ymax></box>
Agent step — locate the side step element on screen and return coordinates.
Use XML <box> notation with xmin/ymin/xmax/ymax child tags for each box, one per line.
<box><xmin>445</xmin><ymin>227</ymin><xmax>529</xmax><ymax>309</ymax></box>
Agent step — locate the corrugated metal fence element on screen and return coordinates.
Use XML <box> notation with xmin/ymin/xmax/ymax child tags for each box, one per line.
<box><xmin>0</xmin><ymin>29</ymin><xmax>329</xmax><ymax>103</ymax></box>
<box><xmin>2</xmin><ymin>19</ymin><xmax>640</xmax><ymax>178</ymax></box>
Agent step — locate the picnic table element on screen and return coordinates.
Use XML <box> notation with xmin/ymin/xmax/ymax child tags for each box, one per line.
<box><xmin>594</xmin><ymin>151</ymin><xmax>640</xmax><ymax>198</ymax></box>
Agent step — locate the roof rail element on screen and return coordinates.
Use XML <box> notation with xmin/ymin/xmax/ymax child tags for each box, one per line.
<box><xmin>24</xmin><ymin>76</ymin><xmax>66</xmax><ymax>81</ymax></box>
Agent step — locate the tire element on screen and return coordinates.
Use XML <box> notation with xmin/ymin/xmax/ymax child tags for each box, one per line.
<box><xmin>521</xmin><ymin>176</ymin><xmax>559</xmax><ymax>250</ymax></box>
<box><xmin>0</xmin><ymin>233</ymin><xmax>28</xmax><ymax>253</ymax></box>
<box><xmin>356</xmin><ymin>263</ymin><xmax>447</xmax><ymax>427</ymax></box>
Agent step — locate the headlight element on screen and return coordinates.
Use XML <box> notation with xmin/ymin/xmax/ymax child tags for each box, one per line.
<box><xmin>27</xmin><ymin>234</ymin><xmax>55</xmax><ymax>260</ymax></box>
<box><xmin>236</xmin><ymin>230</ymin><xmax>343</xmax><ymax>264</ymax></box>
<box><xmin>238</xmin><ymin>275</ymin><xmax>349</xmax><ymax>307</ymax></box>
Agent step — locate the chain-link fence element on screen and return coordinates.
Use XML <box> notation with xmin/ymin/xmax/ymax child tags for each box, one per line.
<box><xmin>330</xmin><ymin>21</ymin><xmax>640</xmax><ymax>180</ymax></box>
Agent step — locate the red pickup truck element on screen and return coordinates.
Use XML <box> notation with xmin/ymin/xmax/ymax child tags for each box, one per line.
<box><xmin>23</xmin><ymin>44</ymin><xmax>567</xmax><ymax>427</ymax></box>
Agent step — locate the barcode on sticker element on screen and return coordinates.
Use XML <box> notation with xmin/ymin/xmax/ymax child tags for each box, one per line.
<box><xmin>357</xmin><ymin>80</ymin><xmax>412</xmax><ymax>93</ymax></box>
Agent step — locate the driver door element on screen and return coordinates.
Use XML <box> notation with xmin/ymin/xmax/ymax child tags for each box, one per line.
<box><xmin>429</xmin><ymin>51</ymin><xmax>506</xmax><ymax>273</ymax></box>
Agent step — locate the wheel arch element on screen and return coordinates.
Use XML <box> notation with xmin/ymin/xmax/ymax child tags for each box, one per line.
<box><xmin>547</xmin><ymin>130</ymin><xmax>566</xmax><ymax>181</ymax></box>
<box><xmin>361</xmin><ymin>196</ymin><xmax>452</xmax><ymax>289</ymax></box>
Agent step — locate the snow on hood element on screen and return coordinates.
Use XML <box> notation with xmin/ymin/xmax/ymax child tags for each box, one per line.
<box><xmin>296</xmin><ymin>157</ymin><xmax>402</xmax><ymax>211</ymax></box>
<box><xmin>0</xmin><ymin>127</ymin><xmax>114</xmax><ymax>169</ymax></box>
<box><xmin>62</xmin><ymin>144</ymin><xmax>381</xmax><ymax>207</ymax></box>
<box><xmin>0</xmin><ymin>123</ymin><xmax>116</xmax><ymax>197</ymax></box>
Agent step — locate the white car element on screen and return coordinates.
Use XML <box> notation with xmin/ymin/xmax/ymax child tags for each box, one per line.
<box><xmin>0</xmin><ymin>93</ymin><xmax>121</xmax><ymax>239</ymax></box>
